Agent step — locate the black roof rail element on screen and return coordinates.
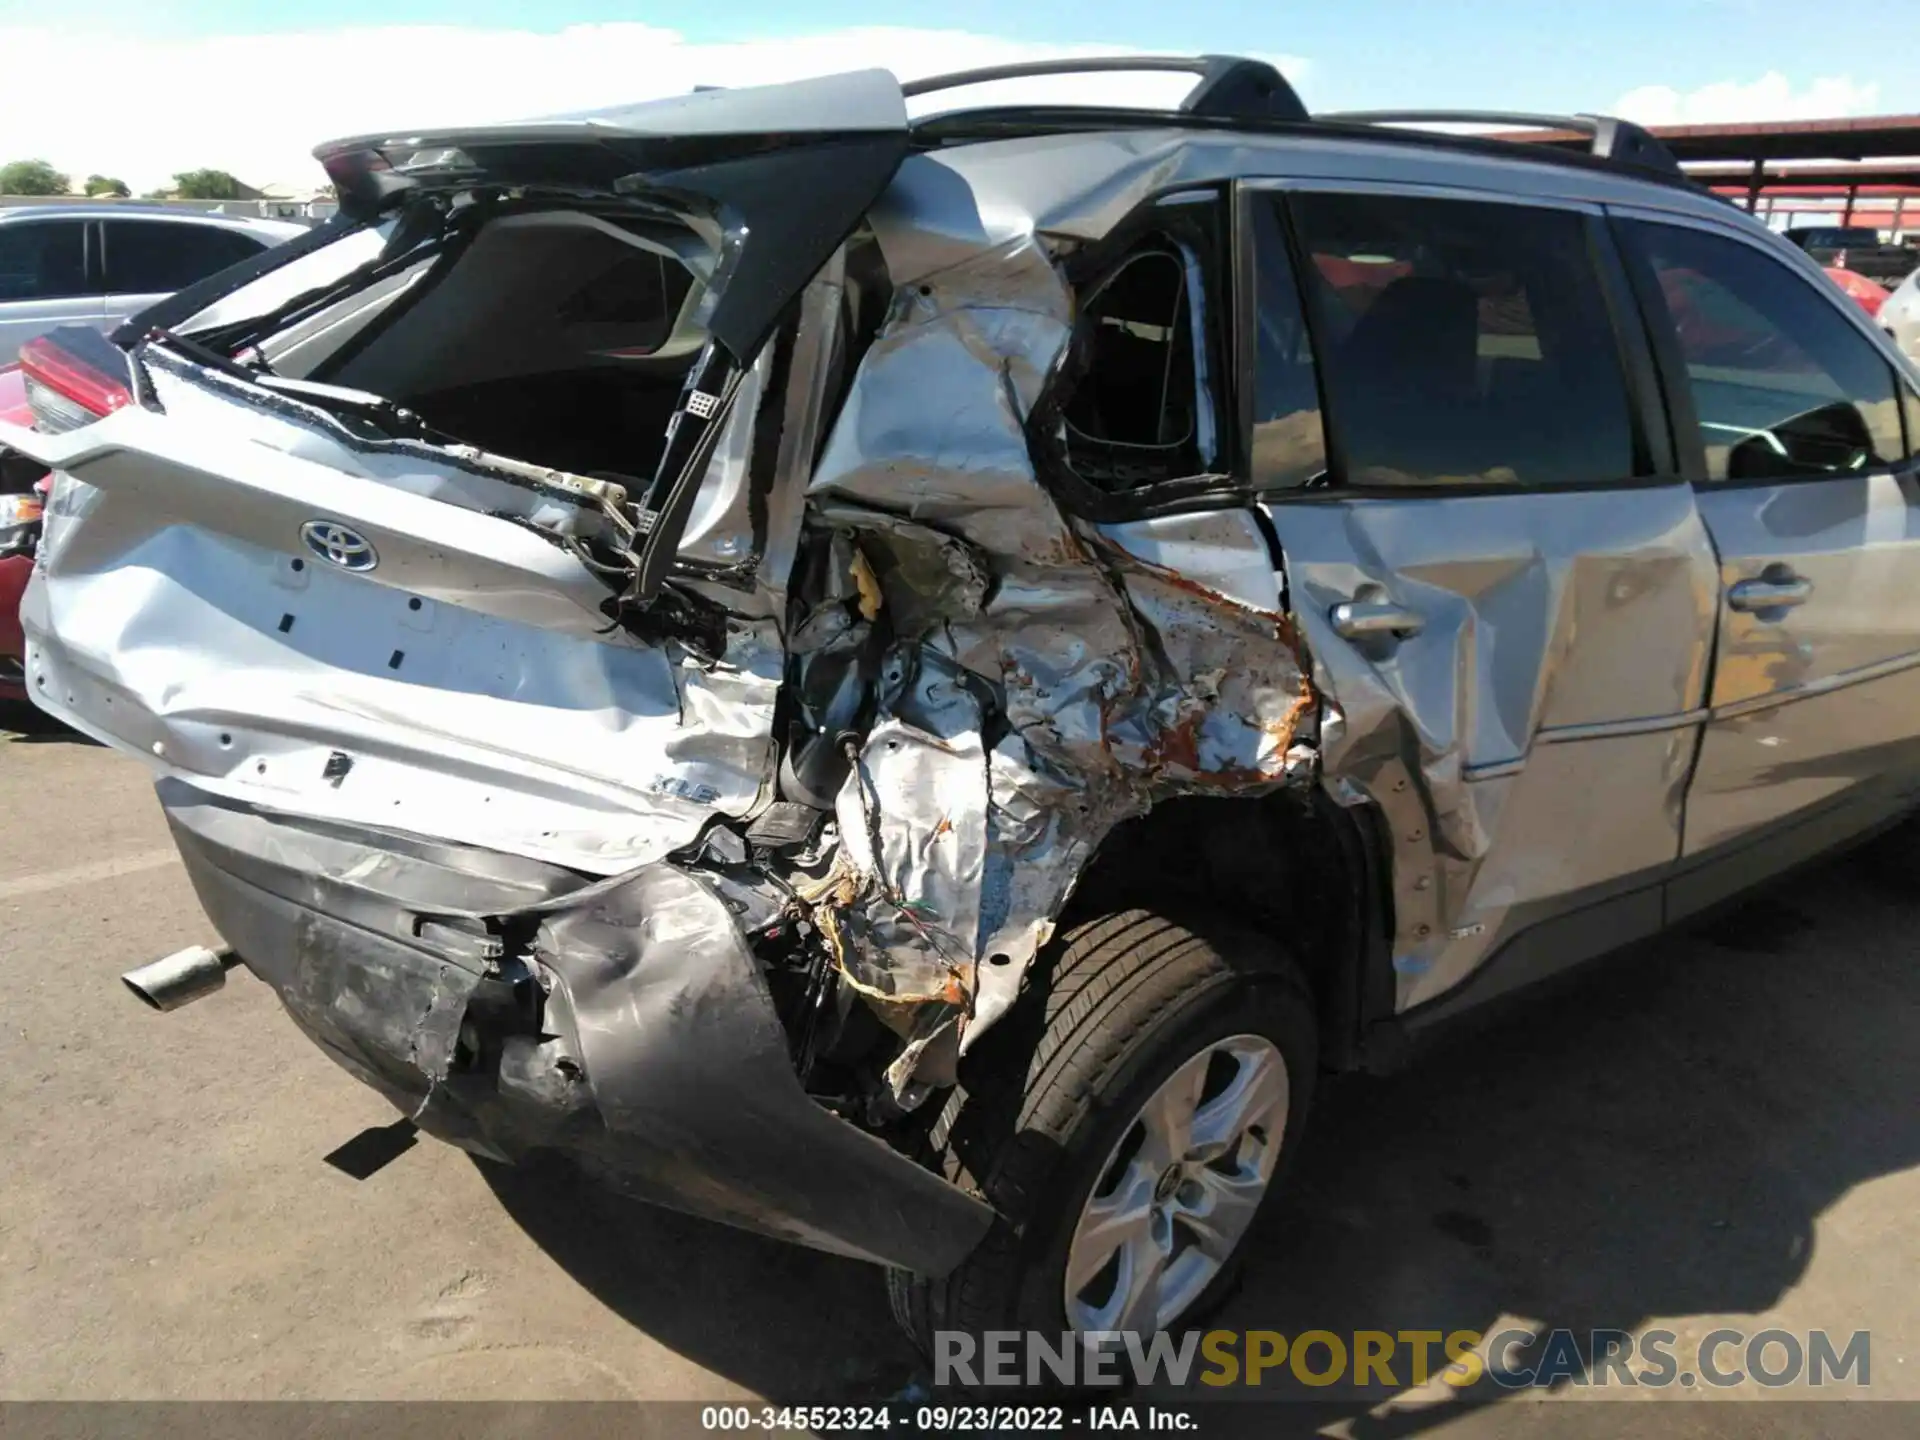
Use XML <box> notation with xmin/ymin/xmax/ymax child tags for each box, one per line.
<box><xmin>1318</xmin><ymin>109</ymin><xmax>1684</xmax><ymax>179</ymax></box>
<box><xmin>903</xmin><ymin>65</ymin><xmax>1693</xmax><ymax>185</ymax></box>
<box><xmin>902</xmin><ymin>54</ymin><xmax>1309</xmax><ymax>124</ymax></box>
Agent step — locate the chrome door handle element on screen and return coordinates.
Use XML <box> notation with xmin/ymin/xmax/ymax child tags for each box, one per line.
<box><xmin>1728</xmin><ymin>576</ymin><xmax>1812</xmax><ymax>613</ymax></box>
<box><xmin>1330</xmin><ymin>599</ymin><xmax>1426</xmax><ymax>640</ymax></box>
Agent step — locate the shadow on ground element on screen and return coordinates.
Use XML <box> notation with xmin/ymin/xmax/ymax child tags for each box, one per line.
<box><xmin>480</xmin><ymin>848</ymin><xmax>1919</xmax><ymax>1429</ymax></box>
<box><xmin>480</xmin><ymin>1156</ymin><xmax>924</xmax><ymax>1402</ymax></box>
<box><xmin>0</xmin><ymin>699</ymin><xmax>93</xmax><ymax>743</ymax></box>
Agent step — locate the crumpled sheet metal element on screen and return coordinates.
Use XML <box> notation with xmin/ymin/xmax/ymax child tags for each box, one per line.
<box><xmin>13</xmin><ymin>265</ymin><xmax>860</xmax><ymax>881</ymax></box>
<box><xmin>1265</xmin><ymin>485</ymin><xmax>1720</xmax><ymax>1011</ymax></box>
<box><xmin>23</xmin><ymin>443</ymin><xmax>785</xmax><ymax>878</ymax></box>
<box><xmin>871</xmin><ymin>134</ymin><xmax>1743</xmax><ymax>292</ymax></box>
<box><xmin>161</xmin><ymin>776</ymin><xmax>994</xmax><ymax>1274</ymax></box>
<box><xmin>802</xmin><ymin>236</ymin><xmax>1313</xmax><ymax>1069</ymax></box>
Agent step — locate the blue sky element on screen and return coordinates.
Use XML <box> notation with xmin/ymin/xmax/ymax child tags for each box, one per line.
<box><xmin>0</xmin><ymin>0</ymin><xmax>1910</xmax><ymax>189</ymax></box>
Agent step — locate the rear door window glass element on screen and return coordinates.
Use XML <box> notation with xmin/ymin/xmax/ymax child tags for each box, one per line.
<box><xmin>0</xmin><ymin>220</ymin><xmax>89</xmax><ymax>302</ymax></box>
<box><xmin>1287</xmin><ymin>192</ymin><xmax>1638</xmax><ymax>488</ymax></box>
<box><xmin>1625</xmin><ymin>220</ymin><xmax>1903</xmax><ymax>480</ymax></box>
<box><xmin>102</xmin><ymin>220</ymin><xmax>266</xmax><ymax>294</ymax></box>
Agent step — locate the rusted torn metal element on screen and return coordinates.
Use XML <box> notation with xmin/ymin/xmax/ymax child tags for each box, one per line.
<box><xmin>798</xmin><ymin>236</ymin><xmax>1315</xmax><ymax>1095</ymax></box>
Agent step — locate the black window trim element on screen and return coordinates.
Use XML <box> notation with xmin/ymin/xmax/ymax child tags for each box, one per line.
<box><xmin>1606</xmin><ymin>202</ymin><xmax>1920</xmax><ymax>490</ymax></box>
<box><xmin>84</xmin><ymin>219</ymin><xmax>104</xmax><ymax>294</ymax></box>
<box><xmin>1237</xmin><ymin>175</ymin><xmax>1687</xmax><ymax>503</ymax></box>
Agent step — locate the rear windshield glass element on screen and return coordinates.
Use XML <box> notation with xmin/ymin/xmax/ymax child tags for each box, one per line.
<box><xmin>180</xmin><ymin>206</ymin><xmax>702</xmax><ymax>392</ymax></box>
<box><xmin>323</xmin><ymin>211</ymin><xmax>700</xmax><ymax>397</ymax></box>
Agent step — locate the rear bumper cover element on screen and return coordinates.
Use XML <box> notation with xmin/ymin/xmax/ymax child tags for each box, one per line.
<box><xmin>159</xmin><ymin>778</ymin><xmax>993</xmax><ymax>1276</ymax></box>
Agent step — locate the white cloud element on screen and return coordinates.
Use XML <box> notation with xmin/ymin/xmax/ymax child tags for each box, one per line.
<box><xmin>1613</xmin><ymin>72</ymin><xmax>1881</xmax><ymax>126</ymax></box>
<box><xmin>0</xmin><ymin>23</ymin><xmax>1308</xmax><ymax>193</ymax></box>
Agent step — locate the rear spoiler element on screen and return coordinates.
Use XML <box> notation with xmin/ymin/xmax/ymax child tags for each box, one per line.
<box><xmin>203</xmin><ymin>69</ymin><xmax>914</xmax><ymax>370</ymax></box>
<box><xmin>111</xmin><ymin>71</ymin><xmax>911</xmax><ymax>386</ymax></box>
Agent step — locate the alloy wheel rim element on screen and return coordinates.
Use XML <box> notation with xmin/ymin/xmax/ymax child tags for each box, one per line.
<box><xmin>1063</xmin><ymin>1033</ymin><xmax>1289</xmax><ymax>1334</ymax></box>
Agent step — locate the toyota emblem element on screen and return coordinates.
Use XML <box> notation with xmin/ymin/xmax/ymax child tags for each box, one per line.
<box><xmin>300</xmin><ymin>520</ymin><xmax>378</xmax><ymax>573</ymax></box>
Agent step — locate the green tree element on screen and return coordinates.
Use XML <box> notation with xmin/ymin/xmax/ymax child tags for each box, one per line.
<box><xmin>84</xmin><ymin>174</ymin><xmax>130</xmax><ymax>198</ymax></box>
<box><xmin>0</xmin><ymin>159</ymin><xmax>70</xmax><ymax>196</ymax></box>
<box><xmin>170</xmin><ymin>169</ymin><xmax>248</xmax><ymax>200</ymax></box>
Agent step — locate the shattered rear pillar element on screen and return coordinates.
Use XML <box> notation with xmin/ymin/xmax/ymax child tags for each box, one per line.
<box><xmin>799</xmin><ymin>235</ymin><xmax>1315</xmax><ymax>1100</ymax></box>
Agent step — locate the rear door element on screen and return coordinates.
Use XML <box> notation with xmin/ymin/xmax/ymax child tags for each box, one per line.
<box><xmin>99</xmin><ymin>217</ymin><xmax>269</xmax><ymax>329</ymax></box>
<box><xmin>1243</xmin><ymin>180</ymin><xmax>1722</xmax><ymax>1014</ymax></box>
<box><xmin>0</xmin><ymin>217</ymin><xmax>104</xmax><ymax>363</ymax></box>
<box><xmin>1612</xmin><ymin>209</ymin><xmax>1920</xmax><ymax>915</ymax></box>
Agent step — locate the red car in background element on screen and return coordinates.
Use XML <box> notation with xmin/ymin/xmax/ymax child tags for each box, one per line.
<box><xmin>0</xmin><ymin>363</ymin><xmax>42</xmax><ymax>704</ymax></box>
<box><xmin>1824</xmin><ymin>265</ymin><xmax>1891</xmax><ymax>318</ymax></box>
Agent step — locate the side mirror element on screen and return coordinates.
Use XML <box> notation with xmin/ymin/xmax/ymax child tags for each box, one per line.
<box><xmin>1727</xmin><ymin>401</ymin><xmax>1874</xmax><ymax>480</ymax></box>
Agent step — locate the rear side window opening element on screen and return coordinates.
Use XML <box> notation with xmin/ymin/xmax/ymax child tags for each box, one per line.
<box><xmin>1041</xmin><ymin>191</ymin><xmax>1235</xmax><ymax>503</ymax></box>
<box><xmin>1251</xmin><ymin>190</ymin><xmax>1642</xmax><ymax>491</ymax></box>
<box><xmin>1062</xmin><ymin>247</ymin><xmax>1207</xmax><ymax>485</ymax></box>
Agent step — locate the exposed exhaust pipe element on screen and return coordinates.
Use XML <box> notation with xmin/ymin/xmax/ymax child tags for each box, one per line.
<box><xmin>122</xmin><ymin>945</ymin><xmax>237</xmax><ymax>1012</ymax></box>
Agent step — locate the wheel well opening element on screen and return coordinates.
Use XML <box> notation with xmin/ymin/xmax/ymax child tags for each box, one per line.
<box><xmin>1060</xmin><ymin>788</ymin><xmax>1386</xmax><ymax>1070</ymax></box>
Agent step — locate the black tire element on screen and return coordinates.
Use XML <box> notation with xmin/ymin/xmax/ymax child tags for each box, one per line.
<box><xmin>1855</xmin><ymin>813</ymin><xmax>1920</xmax><ymax>893</ymax></box>
<box><xmin>888</xmin><ymin>908</ymin><xmax>1318</xmax><ymax>1361</ymax></box>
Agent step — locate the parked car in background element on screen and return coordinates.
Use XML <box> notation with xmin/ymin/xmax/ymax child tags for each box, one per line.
<box><xmin>1824</xmin><ymin>264</ymin><xmax>1891</xmax><ymax>316</ymax></box>
<box><xmin>1881</xmin><ymin>266</ymin><xmax>1920</xmax><ymax>361</ymax></box>
<box><xmin>0</xmin><ymin>205</ymin><xmax>307</xmax><ymax>364</ymax></box>
<box><xmin>1</xmin><ymin>209</ymin><xmax>304</xmax><ymax>698</ymax></box>
<box><xmin>1782</xmin><ymin>223</ymin><xmax>1919</xmax><ymax>287</ymax></box>
<box><xmin>1786</xmin><ymin>224</ymin><xmax>1882</xmax><ymax>253</ymax></box>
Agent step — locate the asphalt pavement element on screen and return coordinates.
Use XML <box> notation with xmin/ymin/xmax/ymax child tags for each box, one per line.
<box><xmin>0</xmin><ymin>706</ymin><xmax>1913</xmax><ymax>1437</ymax></box>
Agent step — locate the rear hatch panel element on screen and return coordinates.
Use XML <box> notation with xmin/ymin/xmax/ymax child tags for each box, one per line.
<box><xmin>18</xmin><ymin>359</ymin><xmax>787</xmax><ymax>872</ymax></box>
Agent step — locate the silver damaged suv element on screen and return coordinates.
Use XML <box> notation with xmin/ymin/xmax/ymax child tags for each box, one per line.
<box><xmin>10</xmin><ymin>58</ymin><xmax>1920</xmax><ymax>1350</ymax></box>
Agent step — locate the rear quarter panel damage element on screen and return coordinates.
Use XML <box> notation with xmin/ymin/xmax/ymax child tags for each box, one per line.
<box><xmin>800</xmin><ymin>233</ymin><xmax>1314</xmax><ymax>1080</ymax></box>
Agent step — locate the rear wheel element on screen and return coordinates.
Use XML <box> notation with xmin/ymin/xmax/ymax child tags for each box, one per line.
<box><xmin>889</xmin><ymin>908</ymin><xmax>1317</xmax><ymax>1357</ymax></box>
